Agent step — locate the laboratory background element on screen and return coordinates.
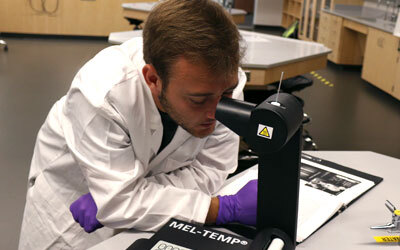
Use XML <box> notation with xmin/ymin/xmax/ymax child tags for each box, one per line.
<box><xmin>0</xmin><ymin>0</ymin><xmax>400</xmax><ymax>249</ymax></box>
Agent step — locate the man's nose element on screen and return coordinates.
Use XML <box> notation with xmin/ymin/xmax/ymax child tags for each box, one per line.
<box><xmin>205</xmin><ymin>96</ymin><xmax>222</xmax><ymax>120</ymax></box>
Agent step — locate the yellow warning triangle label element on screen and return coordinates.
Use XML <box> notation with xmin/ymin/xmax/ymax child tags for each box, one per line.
<box><xmin>257</xmin><ymin>124</ymin><xmax>274</xmax><ymax>139</ymax></box>
<box><xmin>259</xmin><ymin>127</ymin><xmax>270</xmax><ymax>137</ymax></box>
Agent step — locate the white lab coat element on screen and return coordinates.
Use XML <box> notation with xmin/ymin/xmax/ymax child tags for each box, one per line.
<box><xmin>18</xmin><ymin>37</ymin><xmax>247</xmax><ymax>250</ymax></box>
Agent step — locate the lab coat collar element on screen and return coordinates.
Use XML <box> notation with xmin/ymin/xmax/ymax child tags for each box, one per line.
<box><xmin>142</xmin><ymin>82</ymin><xmax>164</xmax><ymax>160</ymax></box>
<box><xmin>135</xmin><ymin>56</ymin><xmax>192</xmax><ymax>165</ymax></box>
<box><xmin>149</xmin><ymin>126</ymin><xmax>192</xmax><ymax>167</ymax></box>
<box><xmin>136</xmin><ymin>60</ymin><xmax>162</xmax><ymax>132</ymax></box>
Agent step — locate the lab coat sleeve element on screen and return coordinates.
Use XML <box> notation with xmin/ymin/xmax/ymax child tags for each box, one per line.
<box><xmin>60</xmin><ymin>48</ymin><xmax>212</xmax><ymax>231</ymax></box>
<box><xmin>62</xmin><ymin>90</ymin><xmax>212</xmax><ymax>231</ymax></box>
<box><xmin>146</xmin><ymin>123</ymin><xmax>239</xmax><ymax>196</ymax></box>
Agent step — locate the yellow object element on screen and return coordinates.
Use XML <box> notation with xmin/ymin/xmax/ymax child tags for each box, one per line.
<box><xmin>374</xmin><ymin>236</ymin><xmax>400</xmax><ymax>243</ymax></box>
<box><xmin>395</xmin><ymin>210</ymin><xmax>400</xmax><ymax>216</ymax></box>
<box><xmin>259</xmin><ymin>127</ymin><xmax>270</xmax><ymax>137</ymax></box>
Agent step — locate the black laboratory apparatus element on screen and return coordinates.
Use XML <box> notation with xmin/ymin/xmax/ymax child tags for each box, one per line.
<box><xmin>127</xmin><ymin>92</ymin><xmax>303</xmax><ymax>250</ymax></box>
<box><xmin>215</xmin><ymin>92</ymin><xmax>303</xmax><ymax>250</ymax></box>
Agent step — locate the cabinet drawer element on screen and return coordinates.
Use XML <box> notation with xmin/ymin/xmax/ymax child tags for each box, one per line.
<box><xmin>343</xmin><ymin>19</ymin><xmax>368</xmax><ymax>34</ymax></box>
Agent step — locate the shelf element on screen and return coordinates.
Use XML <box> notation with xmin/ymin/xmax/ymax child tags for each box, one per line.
<box><xmin>282</xmin><ymin>0</ymin><xmax>302</xmax><ymax>28</ymax></box>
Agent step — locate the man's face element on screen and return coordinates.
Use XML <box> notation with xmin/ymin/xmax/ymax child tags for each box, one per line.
<box><xmin>159</xmin><ymin>57</ymin><xmax>238</xmax><ymax>138</ymax></box>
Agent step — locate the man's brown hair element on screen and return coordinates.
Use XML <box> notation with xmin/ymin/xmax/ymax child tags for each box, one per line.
<box><xmin>143</xmin><ymin>0</ymin><xmax>244</xmax><ymax>86</ymax></box>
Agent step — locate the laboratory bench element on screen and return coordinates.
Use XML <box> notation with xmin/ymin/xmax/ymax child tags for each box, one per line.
<box><xmin>108</xmin><ymin>29</ymin><xmax>331</xmax><ymax>88</ymax></box>
<box><xmin>88</xmin><ymin>151</ymin><xmax>400</xmax><ymax>250</ymax></box>
<box><xmin>317</xmin><ymin>4</ymin><xmax>400</xmax><ymax>100</ymax></box>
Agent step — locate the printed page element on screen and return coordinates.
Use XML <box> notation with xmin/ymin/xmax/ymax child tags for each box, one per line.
<box><xmin>297</xmin><ymin>159</ymin><xmax>374</xmax><ymax>241</ymax></box>
<box><xmin>216</xmin><ymin>157</ymin><xmax>376</xmax><ymax>242</ymax></box>
<box><xmin>296</xmin><ymin>180</ymin><xmax>343</xmax><ymax>242</ymax></box>
<box><xmin>300</xmin><ymin>159</ymin><xmax>375</xmax><ymax>206</ymax></box>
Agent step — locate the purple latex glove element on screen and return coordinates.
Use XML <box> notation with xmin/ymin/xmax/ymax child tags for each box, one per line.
<box><xmin>216</xmin><ymin>179</ymin><xmax>257</xmax><ymax>226</ymax></box>
<box><xmin>70</xmin><ymin>193</ymin><xmax>103</xmax><ymax>233</ymax></box>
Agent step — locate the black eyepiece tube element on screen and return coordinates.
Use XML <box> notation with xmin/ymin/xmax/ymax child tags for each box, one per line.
<box><xmin>215</xmin><ymin>97</ymin><xmax>256</xmax><ymax>138</ymax></box>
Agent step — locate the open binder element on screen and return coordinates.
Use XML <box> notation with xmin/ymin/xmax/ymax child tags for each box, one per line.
<box><xmin>218</xmin><ymin>153</ymin><xmax>383</xmax><ymax>242</ymax></box>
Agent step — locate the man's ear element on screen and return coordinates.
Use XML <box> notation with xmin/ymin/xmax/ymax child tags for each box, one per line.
<box><xmin>142</xmin><ymin>64</ymin><xmax>162</xmax><ymax>95</ymax></box>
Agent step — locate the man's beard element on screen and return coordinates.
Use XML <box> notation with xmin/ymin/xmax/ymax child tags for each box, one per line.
<box><xmin>159</xmin><ymin>88</ymin><xmax>208</xmax><ymax>138</ymax></box>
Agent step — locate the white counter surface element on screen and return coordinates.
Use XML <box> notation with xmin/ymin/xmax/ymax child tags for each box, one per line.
<box><xmin>323</xmin><ymin>4</ymin><xmax>396</xmax><ymax>33</ymax></box>
<box><xmin>108</xmin><ymin>29</ymin><xmax>331</xmax><ymax>69</ymax></box>
<box><xmin>239</xmin><ymin>30</ymin><xmax>330</xmax><ymax>69</ymax></box>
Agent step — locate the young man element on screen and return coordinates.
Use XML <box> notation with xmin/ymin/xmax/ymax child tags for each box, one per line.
<box><xmin>18</xmin><ymin>0</ymin><xmax>257</xmax><ymax>249</ymax></box>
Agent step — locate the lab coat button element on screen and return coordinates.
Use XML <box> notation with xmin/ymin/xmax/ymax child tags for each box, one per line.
<box><xmin>28</xmin><ymin>177</ymin><xmax>36</xmax><ymax>187</ymax></box>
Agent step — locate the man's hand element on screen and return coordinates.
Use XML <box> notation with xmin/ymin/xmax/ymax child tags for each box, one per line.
<box><xmin>70</xmin><ymin>193</ymin><xmax>104</xmax><ymax>233</ymax></box>
<box><xmin>215</xmin><ymin>179</ymin><xmax>257</xmax><ymax>226</ymax></box>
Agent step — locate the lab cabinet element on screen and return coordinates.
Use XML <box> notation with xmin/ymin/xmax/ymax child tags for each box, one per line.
<box><xmin>298</xmin><ymin>0</ymin><xmax>364</xmax><ymax>42</ymax></box>
<box><xmin>317</xmin><ymin>12</ymin><xmax>400</xmax><ymax>100</ymax></box>
<box><xmin>362</xmin><ymin>28</ymin><xmax>400</xmax><ymax>99</ymax></box>
<box><xmin>0</xmin><ymin>0</ymin><xmax>133</xmax><ymax>36</ymax></box>
<box><xmin>317</xmin><ymin>12</ymin><xmax>343</xmax><ymax>62</ymax></box>
<box><xmin>317</xmin><ymin>11</ymin><xmax>368</xmax><ymax>65</ymax></box>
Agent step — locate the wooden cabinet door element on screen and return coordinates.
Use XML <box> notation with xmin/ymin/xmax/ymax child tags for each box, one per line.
<box><xmin>317</xmin><ymin>11</ymin><xmax>330</xmax><ymax>44</ymax></box>
<box><xmin>0</xmin><ymin>0</ymin><xmax>134</xmax><ymax>36</ymax></box>
<box><xmin>362</xmin><ymin>28</ymin><xmax>399</xmax><ymax>94</ymax></box>
<box><xmin>327</xmin><ymin>14</ymin><xmax>343</xmax><ymax>62</ymax></box>
<box><xmin>317</xmin><ymin>12</ymin><xmax>343</xmax><ymax>63</ymax></box>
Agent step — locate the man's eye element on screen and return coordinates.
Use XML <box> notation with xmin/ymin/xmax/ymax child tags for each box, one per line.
<box><xmin>190</xmin><ymin>97</ymin><xmax>207</xmax><ymax>105</ymax></box>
